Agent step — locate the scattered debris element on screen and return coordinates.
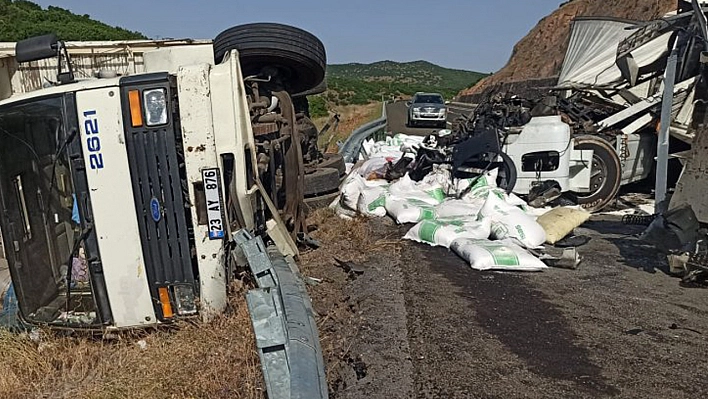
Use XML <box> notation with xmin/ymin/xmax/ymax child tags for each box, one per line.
<box><xmin>640</xmin><ymin>205</ymin><xmax>700</xmax><ymax>253</ymax></box>
<box><xmin>537</xmin><ymin>247</ymin><xmax>583</xmax><ymax>270</ymax></box>
<box><xmin>334</xmin><ymin>258</ymin><xmax>366</xmax><ymax>279</ymax></box>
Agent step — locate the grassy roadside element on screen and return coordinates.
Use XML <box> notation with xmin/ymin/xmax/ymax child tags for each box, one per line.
<box><xmin>0</xmin><ymin>288</ymin><xmax>264</xmax><ymax>399</ymax></box>
<box><xmin>314</xmin><ymin>103</ymin><xmax>384</xmax><ymax>153</ymax></box>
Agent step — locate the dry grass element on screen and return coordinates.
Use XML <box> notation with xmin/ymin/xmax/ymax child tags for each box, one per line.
<box><xmin>315</xmin><ymin>103</ymin><xmax>383</xmax><ymax>153</ymax></box>
<box><xmin>300</xmin><ymin>208</ymin><xmax>402</xmax><ymax>277</ymax></box>
<box><xmin>0</xmin><ymin>288</ymin><xmax>264</xmax><ymax>399</ymax></box>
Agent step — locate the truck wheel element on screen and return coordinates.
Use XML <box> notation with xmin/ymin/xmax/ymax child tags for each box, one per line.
<box><xmin>572</xmin><ymin>135</ymin><xmax>622</xmax><ymax>212</ymax></box>
<box><xmin>303</xmin><ymin>191</ymin><xmax>340</xmax><ymax>214</ymax></box>
<box><xmin>213</xmin><ymin>23</ymin><xmax>326</xmax><ymax>94</ymax></box>
<box><xmin>318</xmin><ymin>154</ymin><xmax>346</xmax><ymax>177</ymax></box>
<box><xmin>304</xmin><ymin>167</ymin><xmax>340</xmax><ymax>196</ymax></box>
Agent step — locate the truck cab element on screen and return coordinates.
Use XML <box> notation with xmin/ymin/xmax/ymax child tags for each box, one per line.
<box><xmin>0</xmin><ymin>25</ymin><xmax>324</xmax><ymax>330</ymax></box>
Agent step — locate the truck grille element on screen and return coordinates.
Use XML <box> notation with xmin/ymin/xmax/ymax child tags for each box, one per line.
<box><xmin>124</xmin><ymin>126</ymin><xmax>194</xmax><ymax>285</ymax></box>
<box><xmin>120</xmin><ymin>76</ymin><xmax>196</xmax><ymax>318</ymax></box>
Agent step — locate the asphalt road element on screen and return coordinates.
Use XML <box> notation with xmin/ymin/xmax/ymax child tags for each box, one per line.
<box><xmin>386</xmin><ymin>101</ymin><xmax>453</xmax><ymax>136</ymax></box>
<box><xmin>306</xmin><ymin>216</ymin><xmax>708</xmax><ymax>399</ymax></box>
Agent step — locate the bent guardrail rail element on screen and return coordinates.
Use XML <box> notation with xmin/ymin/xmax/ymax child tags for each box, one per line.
<box><xmin>339</xmin><ymin>103</ymin><xmax>388</xmax><ymax>163</ymax></box>
<box><xmin>234</xmin><ymin>230</ymin><xmax>328</xmax><ymax>399</ymax></box>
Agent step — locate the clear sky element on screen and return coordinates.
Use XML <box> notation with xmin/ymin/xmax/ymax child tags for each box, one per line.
<box><xmin>32</xmin><ymin>0</ymin><xmax>563</xmax><ymax>73</ymax></box>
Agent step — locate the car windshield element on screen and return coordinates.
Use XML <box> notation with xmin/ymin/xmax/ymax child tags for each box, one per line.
<box><xmin>413</xmin><ymin>95</ymin><xmax>444</xmax><ymax>104</ymax></box>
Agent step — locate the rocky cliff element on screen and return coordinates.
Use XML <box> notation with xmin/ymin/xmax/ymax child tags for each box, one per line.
<box><xmin>459</xmin><ymin>0</ymin><xmax>679</xmax><ymax>97</ymax></box>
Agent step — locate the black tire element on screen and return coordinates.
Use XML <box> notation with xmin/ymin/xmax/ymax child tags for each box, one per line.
<box><xmin>304</xmin><ymin>167</ymin><xmax>340</xmax><ymax>197</ymax></box>
<box><xmin>293</xmin><ymin>79</ymin><xmax>328</xmax><ymax>98</ymax></box>
<box><xmin>303</xmin><ymin>191</ymin><xmax>340</xmax><ymax>214</ymax></box>
<box><xmin>495</xmin><ymin>152</ymin><xmax>517</xmax><ymax>193</ymax></box>
<box><xmin>572</xmin><ymin>135</ymin><xmax>622</xmax><ymax>212</ymax></box>
<box><xmin>213</xmin><ymin>23</ymin><xmax>326</xmax><ymax>94</ymax></box>
<box><xmin>318</xmin><ymin>153</ymin><xmax>346</xmax><ymax>177</ymax></box>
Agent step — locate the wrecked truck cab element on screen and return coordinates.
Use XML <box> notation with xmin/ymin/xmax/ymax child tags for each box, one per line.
<box><xmin>0</xmin><ymin>30</ymin><xmax>310</xmax><ymax>330</ymax></box>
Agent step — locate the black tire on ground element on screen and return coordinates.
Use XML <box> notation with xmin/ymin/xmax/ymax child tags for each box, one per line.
<box><xmin>318</xmin><ymin>153</ymin><xmax>346</xmax><ymax>176</ymax></box>
<box><xmin>303</xmin><ymin>191</ymin><xmax>340</xmax><ymax>214</ymax></box>
<box><xmin>572</xmin><ymin>135</ymin><xmax>622</xmax><ymax>212</ymax></box>
<box><xmin>304</xmin><ymin>167</ymin><xmax>340</xmax><ymax>197</ymax></box>
<box><xmin>213</xmin><ymin>23</ymin><xmax>326</xmax><ymax>94</ymax></box>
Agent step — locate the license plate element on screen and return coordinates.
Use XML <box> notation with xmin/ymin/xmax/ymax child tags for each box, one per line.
<box><xmin>202</xmin><ymin>168</ymin><xmax>225</xmax><ymax>240</ymax></box>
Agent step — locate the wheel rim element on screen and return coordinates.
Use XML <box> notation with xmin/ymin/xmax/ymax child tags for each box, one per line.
<box><xmin>582</xmin><ymin>154</ymin><xmax>608</xmax><ymax>198</ymax></box>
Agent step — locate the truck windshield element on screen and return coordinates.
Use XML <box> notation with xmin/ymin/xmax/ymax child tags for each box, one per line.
<box><xmin>0</xmin><ymin>96</ymin><xmax>99</xmax><ymax>327</ymax></box>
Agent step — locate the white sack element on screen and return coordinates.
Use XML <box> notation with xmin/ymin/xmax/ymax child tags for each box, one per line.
<box><xmin>338</xmin><ymin>174</ymin><xmax>389</xmax><ymax>216</ymax></box>
<box><xmin>479</xmin><ymin>193</ymin><xmax>546</xmax><ymax>248</ymax></box>
<box><xmin>385</xmin><ymin>197</ymin><xmax>438</xmax><ymax>224</ymax></box>
<box><xmin>357</xmin><ymin>186</ymin><xmax>388</xmax><ymax>217</ymax></box>
<box><xmin>388</xmin><ymin>174</ymin><xmax>446</xmax><ymax>205</ymax></box>
<box><xmin>459</xmin><ymin>169</ymin><xmax>499</xmax><ymax>201</ymax></box>
<box><xmin>386</xmin><ymin>198</ymin><xmax>483</xmax><ymax>225</ymax></box>
<box><xmin>404</xmin><ymin>217</ymin><xmax>491</xmax><ymax>248</ymax></box>
<box><xmin>451</xmin><ymin>238</ymin><xmax>548</xmax><ymax>272</ymax></box>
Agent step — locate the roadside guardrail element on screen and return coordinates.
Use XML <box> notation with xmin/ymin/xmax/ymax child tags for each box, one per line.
<box><xmin>339</xmin><ymin>103</ymin><xmax>388</xmax><ymax>163</ymax></box>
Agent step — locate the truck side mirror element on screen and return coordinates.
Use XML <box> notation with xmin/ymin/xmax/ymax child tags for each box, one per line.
<box><xmin>15</xmin><ymin>33</ymin><xmax>75</xmax><ymax>85</ymax></box>
<box><xmin>16</xmin><ymin>34</ymin><xmax>59</xmax><ymax>63</ymax></box>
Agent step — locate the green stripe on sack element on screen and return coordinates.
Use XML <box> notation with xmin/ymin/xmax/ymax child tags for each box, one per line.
<box><xmin>470</xmin><ymin>176</ymin><xmax>488</xmax><ymax>191</ymax></box>
<box><xmin>368</xmin><ymin>195</ymin><xmax>386</xmax><ymax>211</ymax></box>
<box><xmin>426</xmin><ymin>188</ymin><xmax>446</xmax><ymax>203</ymax></box>
<box><xmin>420</xmin><ymin>208</ymin><xmax>437</xmax><ymax>221</ymax></box>
<box><xmin>482</xmin><ymin>244</ymin><xmax>520</xmax><ymax>266</ymax></box>
<box><xmin>418</xmin><ymin>221</ymin><xmax>440</xmax><ymax>243</ymax></box>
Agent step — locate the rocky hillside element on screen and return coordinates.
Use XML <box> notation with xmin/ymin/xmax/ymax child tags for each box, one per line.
<box><xmin>459</xmin><ymin>0</ymin><xmax>678</xmax><ymax>97</ymax></box>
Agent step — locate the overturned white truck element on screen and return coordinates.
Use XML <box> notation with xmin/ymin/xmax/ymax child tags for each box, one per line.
<box><xmin>0</xmin><ymin>23</ymin><xmax>333</xmax><ymax>332</ymax></box>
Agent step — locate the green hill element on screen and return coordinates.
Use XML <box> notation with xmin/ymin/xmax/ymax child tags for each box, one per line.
<box><xmin>320</xmin><ymin>60</ymin><xmax>488</xmax><ymax>106</ymax></box>
<box><xmin>0</xmin><ymin>0</ymin><xmax>146</xmax><ymax>42</ymax></box>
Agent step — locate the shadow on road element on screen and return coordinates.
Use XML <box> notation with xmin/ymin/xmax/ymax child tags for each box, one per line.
<box><xmin>424</xmin><ymin>247</ymin><xmax>619</xmax><ymax>396</ymax></box>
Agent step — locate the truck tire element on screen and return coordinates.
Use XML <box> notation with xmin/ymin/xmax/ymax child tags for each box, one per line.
<box><xmin>318</xmin><ymin>154</ymin><xmax>346</xmax><ymax>177</ymax></box>
<box><xmin>303</xmin><ymin>191</ymin><xmax>340</xmax><ymax>214</ymax></box>
<box><xmin>304</xmin><ymin>167</ymin><xmax>340</xmax><ymax>197</ymax></box>
<box><xmin>572</xmin><ymin>135</ymin><xmax>622</xmax><ymax>212</ymax></box>
<box><xmin>213</xmin><ymin>23</ymin><xmax>326</xmax><ymax>94</ymax></box>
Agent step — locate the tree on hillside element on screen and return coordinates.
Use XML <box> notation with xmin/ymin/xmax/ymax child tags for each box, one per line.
<box><xmin>0</xmin><ymin>0</ymin><xmax>146</xmax><ymax>41</ymax></box>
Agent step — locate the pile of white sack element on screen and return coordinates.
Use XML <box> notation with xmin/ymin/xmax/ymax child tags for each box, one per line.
<box><xmin>334</xmin><ymin>134</ymin><xmax>578</xmax><ymax>272</ymax></box>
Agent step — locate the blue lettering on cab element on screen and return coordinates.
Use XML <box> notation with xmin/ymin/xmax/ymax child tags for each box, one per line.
<box><xmin>83</xmin><ymin>110</ymin><xmax>104</xmax><ymax>169</ymax></box>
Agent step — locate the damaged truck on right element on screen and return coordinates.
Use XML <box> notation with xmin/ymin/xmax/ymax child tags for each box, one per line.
<box><xmin>451</xmin><ymin>2</ymin><xmax>706</xmax><ymax>212</ymax></box>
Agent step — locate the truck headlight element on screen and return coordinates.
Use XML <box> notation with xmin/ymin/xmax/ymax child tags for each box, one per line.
<box><xmin>143</xmin><ymin>88</ymin><xmax>168</xmax><ymax>126</ymax></box>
